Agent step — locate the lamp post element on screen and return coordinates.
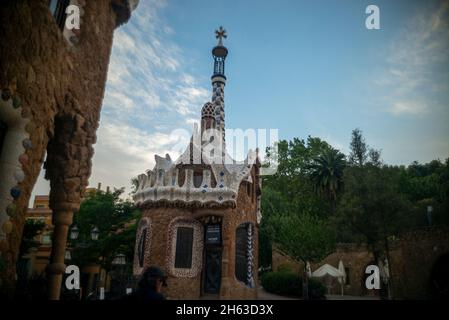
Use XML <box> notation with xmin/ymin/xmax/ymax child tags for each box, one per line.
<box><xmin>70</xmin><ymin>225</ymin><xmax>79</xmax><ymax>240</ymax></box>
<box><xmin>91</xmin><ymin>226</ymin><xmax>100</xmax><ymax>241</ymax></box>
<box><xmin>67</xmin><ymin>224</ymin><xmax>100</xmax><ymax>299</ymax></box>
<box><xmin>69</xmin><ymin>224</ymin><xmax>99</xmax><ymax>243</ymax></box>
<box><xmin>111</xmin><ymin>253</ymin><xmax>128</xmax><ymax>298</ymax></box>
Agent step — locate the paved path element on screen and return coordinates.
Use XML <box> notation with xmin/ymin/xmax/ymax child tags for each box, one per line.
<box><xmin>257</xmin><ymin>286</ymin><xmax>380</xmax><ymax>300</ymax></box>
<box><xmin>257</xmin><ymin>287</ymin><xmax>299</xmax><ymax>300</ymax></box>
<box><xmin>325</xmin><ymin>294</ymin><xmax>380</xmax><ymax>300</ymax></box>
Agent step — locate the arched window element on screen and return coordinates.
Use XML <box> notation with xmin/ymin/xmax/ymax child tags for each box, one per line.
<box><xmin>137</xmin><ymin>228</ymin><xmax>148</xmax><ymax>267</ymax></box>
<box><xmin>246</xmin><ymin>182</ymin><xmax>251</xmax><ymax>197</ymax></box>
<box><xmin>193</xmin><ymin>170</ymin><xmax>203</xmax><ymax>188</ymax></box>
<box><xmin>133</xmin><ymin>218</ymin><xmax>151</xmax><ymax>276</ymax></box>
<box><xmin>235</xmin><ymin>223</ymin><xmax>255</xmax><ymax>287</ymax></box>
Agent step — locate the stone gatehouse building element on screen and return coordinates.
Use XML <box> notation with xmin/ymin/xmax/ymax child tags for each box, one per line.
<box><xmin>0</xmin><ymin>0</ymin><xmax>138</xmax><ymax>298</ymax></box>
<box><xmin>132</xmin><ymin>28</ymin><xmax>262</xmax><ymax>299</ymax></box>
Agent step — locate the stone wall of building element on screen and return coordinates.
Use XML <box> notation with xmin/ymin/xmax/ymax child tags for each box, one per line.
<box><xmin>0</xmin><ymin>0</ymin><xmax>132</xmax><ymax>296</ymax></box>
<box><xmin>138</xmin><ymin>168</ymin><xmax>259</xmax><ymax>300</ymax></box>
<box><xmin>139</xmin><ymin>207</ymin><xmax>203</xmax><ymax>300</ymax></box>
<box><xmin>220</xmin><ymin>176</ymin><xmax>259</xmax><ymax>300</ymax></box>
<box><xmin>272</xmin><ymin>226</ymin><xmax>449</xmax><ymax>299</ymax></box>
<box><xmin>272</xmin><ymin>244</ymin><xmax>375</xmax><ymax>296</ymax></box>
<box><xmin>388</xmin><ymin>227</ymin><xmax>449</xmax><ymax>299</ymax></box>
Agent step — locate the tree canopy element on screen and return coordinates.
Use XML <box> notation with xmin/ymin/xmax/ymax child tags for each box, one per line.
<box><xmin>259</xmin><ymin>129</ymin><xmax>449</xmax><ymax>269</ymax></box>
<box><xmin>70</xmin><ymin>188</ymin><xmax>139</xmax><ymax>271</ymax></box>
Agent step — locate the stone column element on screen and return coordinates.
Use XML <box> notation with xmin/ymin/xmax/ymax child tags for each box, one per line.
<box><xmin>45</xmin><ymin>113</ymin><xmax>87</xmax><ymax>300</ymax></box>
<box><xmin>47</xmin><ymin>209</ymin><xmax>73</xmax><ymax>300</ymax></box>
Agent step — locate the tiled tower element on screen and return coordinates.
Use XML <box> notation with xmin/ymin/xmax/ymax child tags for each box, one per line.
<box><xmin>132</xmin><ymin>27</ymin><xmax>261</xmax><ymax>299</ymax></box>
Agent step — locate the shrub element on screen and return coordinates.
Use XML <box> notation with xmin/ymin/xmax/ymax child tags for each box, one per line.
<box><xmin>261</xmin><ymin>271</ymin><xmax>327</xmax><ymax>299</ymax></box>
<box><xmin>308</xmin><ymin>278</ymin><xmax>326</xmax><ymax>300</ymax></box>
<box><xmin>277</xmin><ymin>263</ymin><xmax>294</xmax><ymax>273</ymax></box>
<box><xmin>261</xmin><ymin>271</ymin><xmax>301</xmax><ymax>296</ymax></box>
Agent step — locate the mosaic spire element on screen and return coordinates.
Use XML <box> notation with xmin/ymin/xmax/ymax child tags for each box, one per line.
<box><xmin>211</xmin><ymin>26</ymin><xmax>228</xmax><ymax>147</ymax></box>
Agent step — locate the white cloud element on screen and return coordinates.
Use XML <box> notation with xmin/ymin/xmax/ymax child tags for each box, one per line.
<box><xmin>378</xmin><ymin>2</ymin><xmax>449</xmax><ymax>116</ymax></box>
<box><xmin>391</xmin><ymin>101</ymin><xmax>428</xmax><ymax>116</ymax></box>
<box><xmin>88</xmin><ymin>1</ymin><xmax>210</xmax><ymax>193</ymax></box>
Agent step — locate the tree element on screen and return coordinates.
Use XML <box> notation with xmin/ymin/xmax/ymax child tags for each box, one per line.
<box><xmin>335</xmin><ymin>163</ymin><xmax>413</xmax><ymax>298</ymax></box>
<box><xmin>19</xmin><ymin>219</ymin><xmax>46</xmax><ymax>257</ymax></box>
<box><xmin>309</xmin><ymin>148</ymin><xmax>346</xmax><ymax>214</ymax></box>
<box><xmin>70</xmin><ymin>188</ymin><xmax>139</xmax><ymax>273</ymax></box>
<box><xmin>259</xmin><ymin>136</ymin><xmax>333</xmax><ymax>267</ymax></box>
<box><xmin>349</xmin><ymin>128</ymin><xmax>367</xmax><ymax>166</ymax></box>
<box><xmin>268</xmin><ymin>213</ymin><xmax>335</xmax><ymax>299</ymax></box>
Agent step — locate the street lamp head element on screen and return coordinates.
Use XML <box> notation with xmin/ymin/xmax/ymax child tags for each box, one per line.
<box><xmin>70</xmin><ymin>225</ymin><xmax>79</xmax><ymax>240</ymax></box>
<box><xmin>112</xmin><ymin>253</ymin><xmax>126</xmax><ymax>266</ymax></box>
<box><xmin>91</xmin><ymin>226</ymin><xmax>100</xmax><ymax>241</ymax></box>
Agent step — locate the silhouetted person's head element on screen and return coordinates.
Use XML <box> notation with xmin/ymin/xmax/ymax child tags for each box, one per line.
<box><xmin>139</xmin><ymin>266</ymin><xmax>167</xmax><ymax>293</ymax></box>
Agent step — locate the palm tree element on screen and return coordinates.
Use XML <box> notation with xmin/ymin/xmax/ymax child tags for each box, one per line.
<box><xmin>309</xmin><ymin>148</ymin><xmax>346</xmax><ymax>214</ymax></box>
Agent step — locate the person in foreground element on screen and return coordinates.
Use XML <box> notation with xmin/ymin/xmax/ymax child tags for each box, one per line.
<box><xmin>127</xmin><ymin>266</ymin><xmax>167</xmax><ymax>301</ymax></box>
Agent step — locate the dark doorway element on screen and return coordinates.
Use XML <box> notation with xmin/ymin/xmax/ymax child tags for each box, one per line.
<box><xmin>202</xmin><ymin>223</ymin><xmax>222</xmax><ymax>295</ymax></box>
<box><xmin>203</xmin><ymin>247</ymin><xmax>222</xmax><ymax>294</ymax></box>
<box><xmin>430</xmin><ymin>253</ymin><xmax>449</xmax><ymax>299</ymax></box>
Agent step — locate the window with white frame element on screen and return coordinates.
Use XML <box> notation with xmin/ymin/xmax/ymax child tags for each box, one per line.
<box><xmin>168</xmin><ymin>219</ymin><xmax>203</xmax><ymax>278</ymax></box>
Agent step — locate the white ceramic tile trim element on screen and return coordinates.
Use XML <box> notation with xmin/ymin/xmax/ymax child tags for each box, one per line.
<box><xmin>0</xmin><ymin>90</ymin><xmax>29</xmax><ymax>240</ymax></box>
<box><xmin>166</xmin><ymin>217</ymin><xmax>204</xmax><ymax>278</ymax></box>
<box><xmin>133</xmin><ymin>217</ymin><xmax>151</xmax><ymax>276</ymax></box>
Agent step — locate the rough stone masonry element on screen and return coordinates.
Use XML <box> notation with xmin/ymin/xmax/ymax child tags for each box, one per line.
<box><xmin>0</xmin><ymin>0</ymin><xmax>137</xmax><ymax>298</ymax></box>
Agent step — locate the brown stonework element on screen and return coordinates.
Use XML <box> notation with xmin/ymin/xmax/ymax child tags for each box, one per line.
<box><xmin>138</xmin><ymin>170</ymin><xmax>259</xmax><ymax>300</ymax></box>
<box><xmin>272</xmin><ymin>226</ymin><xmax>449</xmax><ymax>299</ymax></box>
<box><xmin>0</xmin><ymin>0</ymin><xmax>136</xmax><ymax>298</ymax></box>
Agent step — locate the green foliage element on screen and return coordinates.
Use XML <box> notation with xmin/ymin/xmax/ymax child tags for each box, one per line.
<box><xmin>70</xmin><ymin>188</ymin><xmax>139</xmax><ymax>270</ymax></box>
<box><xmin>261</xmin><ymin>271</ymin><xmax>301</xmax><ymax>296</ymax></box>
<box><xmin>258</xmin><ymin>224</ymin><xmax>272</xmax><ymax>268</ymax></box>
<box><xmin>268</xmin><ymin>213</ymin><xmax>335</xmax><ymax>264</ymax></box>
<box><xmin>308</xmin><ymin>278</ymin><xmax>326</xmax><ymax>299</ymax></box>
<box><xmin>309</xmin><ymin>148</ymin><xmax>346</xmax><ymax>213</ymax></box>
<box><xmin>259</xmin><ymin>136</ymin><xmax>333</xmax><ymax>267</ymax></box>
<box><xmin>335</xmin><ymin>164</ymin><xmax>413</xmax><ymax>250</ymax></box>
<box><xmin>19</xmin><ymin>219</ymin><xmax>46</xmax><ymax>256</ymax></box>
<box><xmin>277</xmin><ymin>263</ymin><xmax>294</xmax><ymax>273</ymax></box>
<box><xmin>261</xmin><ymin>136</ymin><xmax>336</xmax><ymax>220</ymax></box>
<box><xmin>261</xmin><ymin>271</ymin><xmax>326</xmax><ymax>299</ymax></box>
<box><xmin>259</xmin><ymin>128</ymin><xmax>449</xmax><ymax>278</ymax></box>
<box><xmin>349</xmin><ymin>128</ymin><xmax>367</xmax><ymax>166</ymax></box>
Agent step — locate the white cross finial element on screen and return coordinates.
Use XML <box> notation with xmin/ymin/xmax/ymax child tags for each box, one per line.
<box><xmin>215</xmin><ymin>26</ymin><xmax>227</xmax><ymax>46</ymax></box>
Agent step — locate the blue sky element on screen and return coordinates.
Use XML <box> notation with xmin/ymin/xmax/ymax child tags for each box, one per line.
<box><xmin>32</xmin><ymin>0</ymin><xmax>449</xmax><ymax>197</ymax></box>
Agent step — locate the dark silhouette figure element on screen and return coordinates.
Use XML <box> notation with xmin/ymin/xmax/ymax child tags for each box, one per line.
<box><xmin>126</xmin><ymin>266</ymin><xmax>167</xmax><ymax>301</ymax></box>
